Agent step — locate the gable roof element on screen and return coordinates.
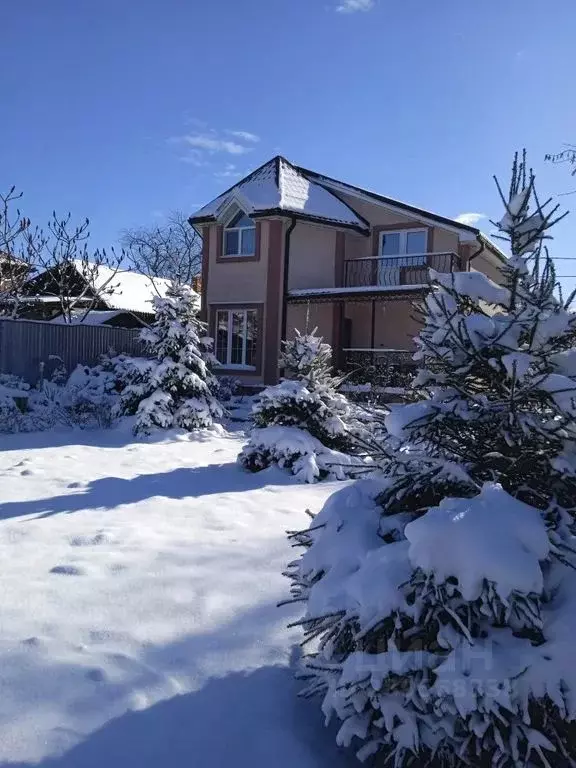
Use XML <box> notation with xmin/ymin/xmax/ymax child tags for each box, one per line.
<box><xmin>22</xmin><ymin>262</ymin><xmax>177</xmax><ymax>316</ymax></box>
<box><xmin>49</xmin><ymin>309</ymin><xmax>143</xmax><ymax>326</ymax></box>
<box><xmin>189</xmin><ymin>156</ymin><xmax>370</xmax><ymax>233</ymax></box>
<box><xmin>88</xmin><ymin>264</ymin><xmax>173</xmax><ymax>314</ymax></box>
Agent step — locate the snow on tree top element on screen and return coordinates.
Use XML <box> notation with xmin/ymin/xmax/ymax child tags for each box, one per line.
<box><xmin>430</xmin><ymin>269</ymin><xmax>511</xmax><ymax>306</ymax></box>
<box><xmin>405</xmin><ymin>483</ymin><xmax>550</xmax><ymax>601</ymax></box>
<box><xmin>189</xmin><ymin>157</ymin><xmax>369</xmax><ymax>231</ymax></box>
<box><xmin>298</xmin><ymin>479</ymin><xmax>412</xmax><ymax>626</ymax></box>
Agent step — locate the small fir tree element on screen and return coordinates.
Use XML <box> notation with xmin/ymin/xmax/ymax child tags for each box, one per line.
<box><xmin>239</xmin><ymin>329</ymin><xmax>363</xmax><ymax>482</ymax></box>
<box><xmin>286</xmin><ymin>153</ymin><xmax>576</xmax><ymax>766</ymax></box>
<box><xmin>122</xmin><ymin>282</ymin><xmax>223</xmax><ymax>435</ymax></box>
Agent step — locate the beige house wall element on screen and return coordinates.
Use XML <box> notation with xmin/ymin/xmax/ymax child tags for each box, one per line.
<box><xmin>433</xmin><ymin>228</ymin><xmax>460</xmax><ymax>254</ymax></box>
<box><xmin>344</xmin><ymin>233</ymin><xmax>367</xmax><ymax>261</ymax></box>
<box><xmin>203</xmin><ymin>219</ymin><xmax>287</xmax><ymax>385</ymax></box>
<box><xmin>205</xmin><ymin>221</ymin><xmax>270</xmax><ymax>304</ymax></box>
<box><xmin>288</xmin><ymin>223</ymin><xmax>337</xmax><ymax>291</ymax></box>
<box><xmin>471</xmin><ymin>249</ymin><xmax>504</xmax><ymax>284</ymax></box>
<box><xmin>337</xmin><ymin>191</ymin><xmax>462</xmax><ymax>260</ymax></box>
<box><xmin>340</xmin><ymin>194</ymin><xmax>416</xmax><ymax>234</ymax></box>
<box><xmin>286</xmin><ymin>302</ymin><xmax>334</xmax><ymax>347</ymax></box>
<box><xmin>344</xmin><ymin>300</ymin><xmax>420</xmax><ymax>351</ymax></box>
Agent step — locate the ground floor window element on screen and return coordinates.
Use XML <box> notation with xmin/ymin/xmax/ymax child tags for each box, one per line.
<box><xmin>215</xmin><ymin>308</ymin><xmax>258</xmax><ymax>368</ymax></box>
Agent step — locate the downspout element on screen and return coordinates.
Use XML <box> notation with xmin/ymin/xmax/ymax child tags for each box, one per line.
<box><xmin>370</xmin><ymin>299</ymin><xmax>376</xmax><ymax>365</ymax></box>
<box><xmin>467</xmin><ymin>234</ymin><xmax>485</xmax><ymax>269</ymax></box>
<box><xmin>281</xmin><ymin>217</ymin><xmax>298</xmax><ymax>341</ymax></box>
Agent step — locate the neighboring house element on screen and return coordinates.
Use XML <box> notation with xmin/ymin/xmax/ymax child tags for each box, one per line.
<box><xmin>19</xmin><ymin>263</ymin><xmax>174</xmax><ymax>327</ymax></box>
<box><xmin>49</xmin><ymin>309</ymin><xmax>146</xmax><ymax>329</ymax></box>
<box><xmin>0</xmin><ymin>252</ymin><xmax>33</xmax><ymax>293</ymax></box>
<box><xmin>188</xmin><ymin>155</ymin><xmax>506</xmax><ymax>386</ymax></box>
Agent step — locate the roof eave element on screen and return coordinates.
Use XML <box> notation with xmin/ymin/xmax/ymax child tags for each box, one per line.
<box><xmin>477</xmin><ymin>232</ymin><xmax>508</xmax><ymax>264</ymax></box>
<box><xmin>188</xmin><ymin>214</ymin><xmax>217</xmax><ymax>226</ymax></box>
<box><xmin>250</xmin><ymin>208</ymin><xmax>369</xmax><ymax>235</ymax></box>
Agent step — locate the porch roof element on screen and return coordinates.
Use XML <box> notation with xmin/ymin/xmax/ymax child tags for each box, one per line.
<box><xmin>287</xmin><ymin>284</ymin><xmax>427</xmax><ymax>303</ymax></box>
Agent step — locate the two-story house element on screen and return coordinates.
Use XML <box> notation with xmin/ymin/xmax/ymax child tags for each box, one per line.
<box><xmin>189</xmin><ymin>156</ymin><xmax>506</xmax><ymax>386</ymax></box>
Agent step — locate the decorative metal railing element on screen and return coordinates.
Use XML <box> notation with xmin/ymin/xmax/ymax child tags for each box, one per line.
<box><xmin>342</xmin><ymin>348</ymin><xmax>416</xmax><ymax>389</ymax></box>
<box><xmin>344</xmin><ymin>252</ymin><xmax>460</xmax><ymax>288</ymax></box>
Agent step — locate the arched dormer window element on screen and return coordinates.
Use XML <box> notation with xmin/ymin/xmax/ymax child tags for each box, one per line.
<box><xmin>223</xmin><ymin>210</ymin><xmax>256</xmax><ymax>257</ymax></box>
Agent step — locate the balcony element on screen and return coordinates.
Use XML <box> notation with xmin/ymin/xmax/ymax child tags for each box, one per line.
<box><xmin>344</xmin><ymin>252</ymin><xmax>461</xmax><ymax>289</ymax></box>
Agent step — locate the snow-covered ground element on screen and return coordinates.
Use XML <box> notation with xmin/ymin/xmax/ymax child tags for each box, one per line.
<box><xmin>0</xmin><ymin>424</ymin><xmax>355</xmax><ymax>767</ymax></box>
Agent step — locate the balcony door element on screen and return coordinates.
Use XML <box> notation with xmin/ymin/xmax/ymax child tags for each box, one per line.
<box><xmin>377</xmin><ymin>229</ymin><xmax>428</xmax><ymax>286</ymax></box>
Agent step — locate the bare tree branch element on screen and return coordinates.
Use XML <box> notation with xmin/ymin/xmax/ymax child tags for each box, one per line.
<box><xmin>23</xmin><ymin>212</ymin><xmax>124</xmax><ymax>323</ymax></box>
<box><xmin>121</xmin><ymin>211</ymin><xmax>201</xmax><ymax>287</ymax></box>
<box><xmin>545</xmin><ymin>144</ymin><xmax>576</xmax><ymax>196</ymax></box>
<box><xmin>0</xmin><ymin>186</ymin><xmax>40</xmax><ymax>317</ymax></box>
<box><xmin>545</xmin><ymin>145</ymin><xmax>576</xmax><ymax>176</ymax></box>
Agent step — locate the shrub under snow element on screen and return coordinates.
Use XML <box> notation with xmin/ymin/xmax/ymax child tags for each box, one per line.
<box><xmin>0</xmin><ymin>366</ymin><xmax>117</xmax><ymax>433</ymax></box>
<box><xmin>286</xmin><ymin>153</ymin><xmax>576</xmax><ymax>766</ymax></box>
<box><xmin>239</xmin><ymin>330</ymin><xmax>366</xmax><ymax>482</ymax></box>
<box><xmin>66</xmin><ymin>353</ymin><xmax>152</xmax><ymax>428</ymax></box>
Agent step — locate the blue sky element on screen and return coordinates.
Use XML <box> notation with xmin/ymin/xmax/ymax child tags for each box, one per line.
<box><xmin>2</xmin><ymin>0</ymin><xmax>575</xmax><ymax>288</ymax></box>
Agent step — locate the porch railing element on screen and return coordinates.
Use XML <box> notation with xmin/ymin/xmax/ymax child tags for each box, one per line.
<box><xmin>344</xmin><ymin>252</ymin><xmax>460</xmax><ymax>289</ymax></box>
<box><xmin>342</xmin><ymin>348</ymin><xmax>416</xmax><ymax>389</ymax></box>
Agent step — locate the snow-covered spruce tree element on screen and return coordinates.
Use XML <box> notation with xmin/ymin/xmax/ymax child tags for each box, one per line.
<box><xmin>122</xmin><ymin>282</ymin><xmax>223</xmax><ymax>435</ymax></box>
<box><xmin>239</xmin><ymin>329</ymin><xmax>364</xmax><ymax>482</ymax></box>
<box><xmin>285</xmin><ymin>152</ymin><xmax>576</xmax><ymax>766</ymax></box>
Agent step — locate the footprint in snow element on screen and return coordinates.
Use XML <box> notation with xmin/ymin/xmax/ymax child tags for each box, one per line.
<box><xmin>86</xmin><ymin>668</ymin><xmax>107</xmax><ymax>683</ymax></box>
<box><xmin>90</xmin><ymin>629</ymin><xmax>127</xmax><ymax>644</ymax></box>
<box><xmin>20</xmin><ymin>469</ymin><xmax>34</xmax><ymax>476</ymax></box>
<box><xmin>22</xmin><ymin>636</ymin><xmax>42</xmax><ymax>648</ymax></box>
<box><xmin>50</xmin><ymin>564</ymin><xmax>85</xmax><ymax>576</ymax></box>
<box><xmin>109</xmin><ymin>562</ymin><xmax>128</xmax><ymax>574</ymax></box>
<box><xmin>69</xmin><ymin>532</ymin><xmax>110</xmax><ymax>547</ymax></box>
<box><xmin>67</xmin><ymin>481</ymin><xmax>84</xmax><ymax>489</ymax></box>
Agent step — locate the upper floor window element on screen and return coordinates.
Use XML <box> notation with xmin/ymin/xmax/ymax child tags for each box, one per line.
<box><xmin>379</xmin><ymin>229</ymin><xmax>428</xmax><ymax>258</ymax></box>
<box><xmin>223</xmin><ymin>211</ymin><xmax>256</xmax><ymax>257</ymax></box>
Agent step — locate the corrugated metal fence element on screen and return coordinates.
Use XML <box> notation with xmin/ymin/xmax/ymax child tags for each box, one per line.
<box><xmin>0</xmin><ymin>318</ymin><xmax>147</xmax><ymax>384</ymax></box>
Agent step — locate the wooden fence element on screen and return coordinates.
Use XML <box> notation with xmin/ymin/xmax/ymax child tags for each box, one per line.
<box><xmin>0</xmin><ymin>317</ymin><xmax>146</xmax><ymax>384</ymax></box>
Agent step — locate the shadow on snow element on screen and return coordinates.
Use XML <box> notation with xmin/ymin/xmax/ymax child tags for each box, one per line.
<box><xmin>0</xmin><ymin>461</ymin><xmax>293</xmax><ymax>521</ymax></box>
<box><xmin>4</xmin><ymin>664</ymin><xmax>356</xmax><ymax>768</ymax></box>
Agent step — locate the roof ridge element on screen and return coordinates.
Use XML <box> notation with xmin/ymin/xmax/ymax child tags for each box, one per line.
<box><xmin>276</xmin><ymin>156</ymin><xmax>370</xmax><ymax>230</ymax></box>
<box><xmin>310</xmin><ymin>178</ymin><xmax>371</xmax><ymax>232</ymax></box>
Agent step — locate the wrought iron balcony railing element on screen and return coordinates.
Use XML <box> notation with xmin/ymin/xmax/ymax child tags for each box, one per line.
<box><xmin>342</xmin><ymin>347</ymin><xmax>416</xmax><ymax>384</ymax></box>
<box><xmin>344</xmin><ymin>252</ymin><xmax>461</xmax><ymax>289</ymax></box>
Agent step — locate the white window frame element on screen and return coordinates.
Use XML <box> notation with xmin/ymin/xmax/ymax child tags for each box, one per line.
<box><xmin>378</xmin><ymin>228</ymin><xmax>428</xmax><ymax>258</ymax></box>
<box><xmin>215</xmin><ymin>308</ymin><xmax>257</xmax><ymax>369</ymax></box>
<box><xmin>222</xmin><ymin>210</ymin><xmax>256</xmax><ymax>258</ymax></box>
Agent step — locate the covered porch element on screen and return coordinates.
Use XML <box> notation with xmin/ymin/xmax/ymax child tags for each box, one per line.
<box><xmin>285</xmin><ymin>289</ymin><xmax>422</xmax><ymax>383</ymax></box>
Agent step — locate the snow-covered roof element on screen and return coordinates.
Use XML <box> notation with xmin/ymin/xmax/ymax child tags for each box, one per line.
<box><xmin>20</xmin><ymin>262</ymin><xmax>194</xmax><ymax>317</ymax></box>
<box><xmin>87</xmin><ymin>265</ymin><xmax>172</xmax><ymax>314</ymax></box>
<box><xmin>50</xmin><ymin>309</ymin><xmax>141</xmax><ymax>326</ymax></box>
<box><xmin>190</xmin><ymin>156</ymin><xmax>508</xmax><ymax>263</ymax></box>
<box><xmin>190</xmin><ymin>157</ymin><xmax>369</xmax><ymax>232</ymax></box>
